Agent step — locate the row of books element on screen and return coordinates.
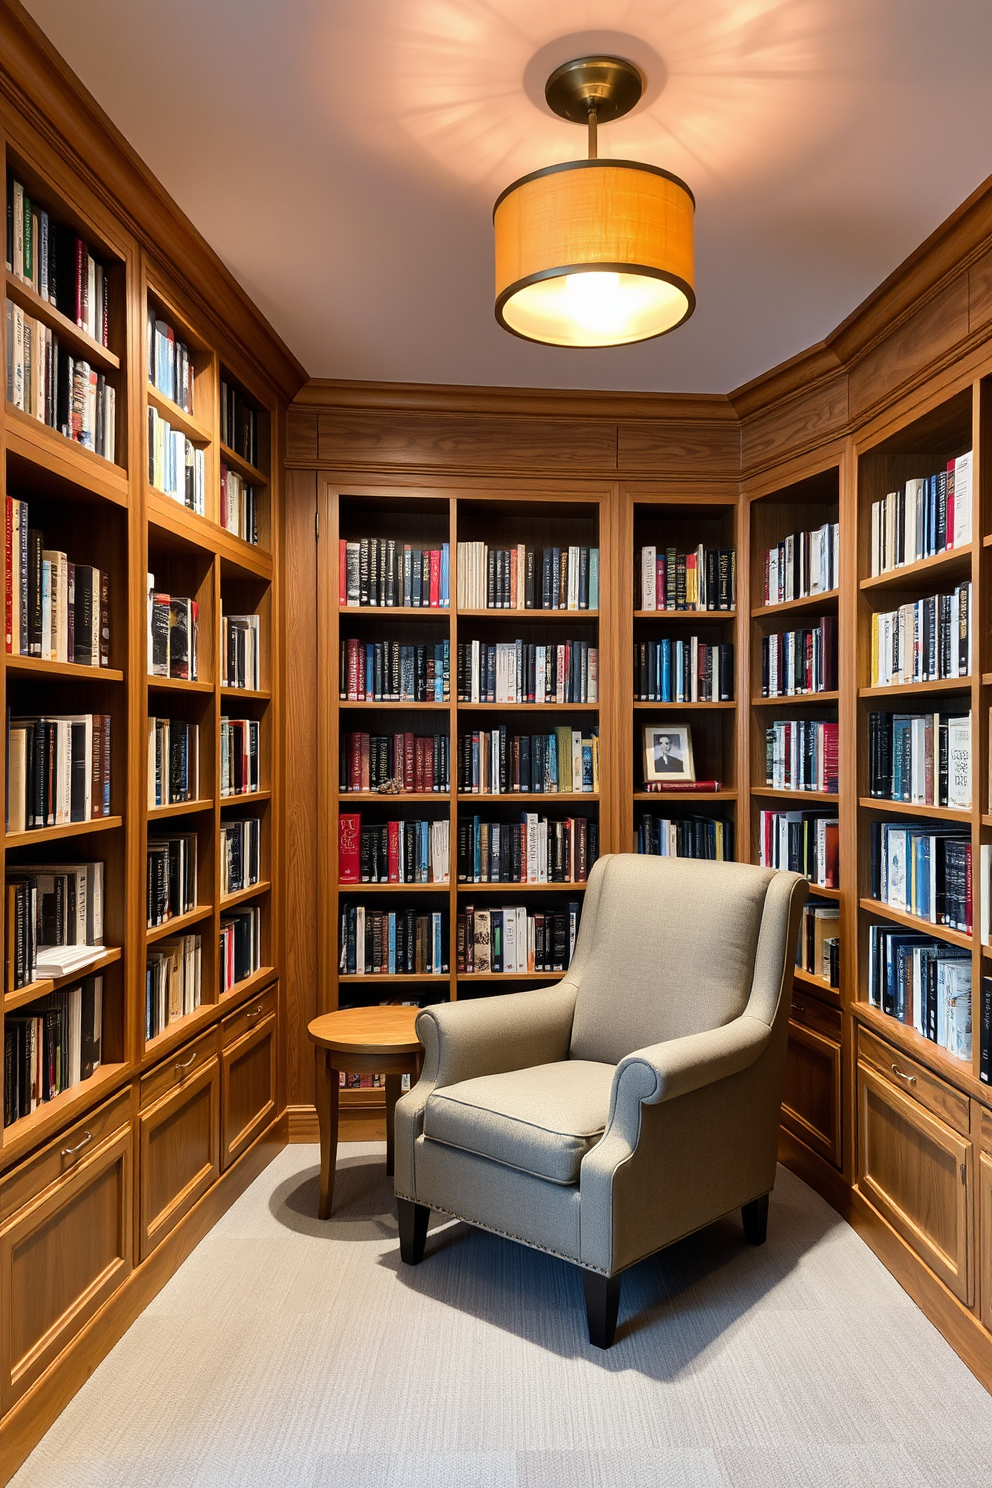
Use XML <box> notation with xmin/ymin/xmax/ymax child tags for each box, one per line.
<box><xmin>340</xmin><ymin>540</ymin><xmax>450</xmax><ymax>609</ymax></box>
<box><xmin>636</xmin><ymin>815</ymin><xmax>735</xmax><ymax>861</ymax></box>
<box><xmin>146</xmin><ymin>934</ymin><xmax>201</xmax><ymax>1039</ymax></box>
<box><xmin>221</xmin><ymin>817</ymin><xmax>261</xmax><ymax>896</ymax></box>
<box><xmin>869</xmin><ymin>582</ymin><xmax>972</xmax><ymax>686</ymax></box>
<box><xmin>147</xmin><ymin>718</ymin><xmax>199</xmax><ymax>807</ymax></box>
<box><xmin>148</xmin><ymin>406</ymin><xmax>205</xmax><ymax>512</ymax></box>
<box><xmin>760</xmin><ymin>618</ymin><xmax>837</xmax><ymax>697</ymax></box>
<box><xmin>457</xmin><ymin>727</ymin><xmax>600</xmax><ymax>796</ymax></box>
<box><xmin>868</xmin><ymin>925</ymin><xmax>970</xmax><ymax>1061</ymax></box>
<box><xmin>456</xmin><ymin>640</ymin><xmax>598</xmax><ymax>705</ymax></box>
<box><xmin>221</xmin><ymin>717</ymin><xmax>261</xmax><ymax>796</ymax></box>
<box><xmin>457</xmin><ymin>815</ymin><xmax>598</xmax><ymax>885</ymax></box>
<box><xmin>758</xmin><ymin>810</ymin><xmax>839</xmax><ymax>888</ymax></box>
<box><xmin>869</xmin><ymin>455</ymin><xmax>973</xmax><ymax>576</ymax></box>
<box><xmin>339</xmin><ymin>815</ymin><xmax>449</xmax><ymax>885</ymax></box>
<box><xmin>341</xmin><ymin>639</ymin><xmax>450</xmax><ymax>703</ymax></box>
<box><xmin>220</xmin><ymin>464</ymin><xmax>259</xmax><ymax>545</ymax></box>
<box><xmin>338</xmin><ymin>906</ymin><xmax>447</xmax><ymax>976</ymax></box>
<box><xmin>6</xmin><ymin>305</ymin><xmax>116</xmax><ymax>458</ymax></box>
<box><xmin>7</xmin><ymin>713</ymin><xmax>111</xmax><ymax>832</ymax></box>
<box><xmin>634</xmin><ymin>639</ymin><xmax>734</xmax><ymax>703</ymax></box>
<box><xmin>7</xmin><ymin>179</ymin><xmax>111</xmax><ymax>345</ymax></box>
<box><xmin>3</xmin><ymin>978</ymin><xmax>104</xmax><ymax>1126</ymax></box>
<box><xmin>220</xmin><ymin>906</ymin><xmax>261</xmax><ymax>991</ymax></box>
<box><xmin>341</xmin><ymin>732</ymin><xmax>449</xmax><ymax>794</ymax></box>
<box><xmin>869</xmin><ymin>822</ymin><xmax>972</xmax><ymax>933</ymax></box>
<box><xmin>457</xmin><ymin>903</ymin><xmax>579</xmax><ymax>974</ymax></box>
<box><xmin>147</xmin><ymin>832</ymin><xmax>198</xmax><ymax>929</ymax></box>
<box><xmin>796</xmin><ymin>901</ymin><xmax>840</xmax><ymax>987</ymax></box>
<box><xmin>148</xmin><ymin>311</ymin><xmax>193</xmax><ymax>413</ymax></box>
<box><xmin>867</xmin><ymin>711</ymin><xmax>971</xmax><ymax>808</ymax></box>
<box><xmin>224</xmin><ymin>614</ymin><xmax>261</xmax><ymax>691</ymax></box>
<box><xmin>764</xmin><ymin>719</ymin><xmax>839</xmax><ymax>794</ymax></box>
<box><xmin>220</xmin><ymin>379</ymin><xmax>260</xmax><ymax>468</ymax></box>
<box><xmin>762</xmin><ymin>521</ymin><xmax>839</xmax><ymax>606</ymax></box>
<box><xmin>638</xmin><ymin>546</ymin><xmax>736</xmax><ymax>612</ymax></box>
<box><xmin>457</xmin><ymin>543</ymin><xmax>599</xmax><ymax>611</ymax></box>
<box><xmin>6</xmin><ymin>861</ymin><xmax>105</xmax><ymax>990</ymax></box>
<box><xmin>4</xmin><ymin>498</ymin><xmax>109</xmax><ymax>664</ymax></box>
<box><xmin>147</xmin><ymin>580</ymin><xmax>199</xmax><ymax>680</ymax></box>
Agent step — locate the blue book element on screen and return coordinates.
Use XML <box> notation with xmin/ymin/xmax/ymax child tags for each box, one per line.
<box><xmin>441</xmin><ymin>544</ymin><xmax>449</xmax><ymax>608</ymax></box>
<box><xmin>388</xmin><ymin>912</ymin><xmax>397</xmax><ymax>974</ymax></box>
<box><xmin>589</xmin><ymin>549</ymin><xmax>599</xmax><ymax>610</ymax></box>
<box><xmin>472</xmin><ymin>816</ymin><xmax>481</xmax><ymax>881</ymax></box>
<box><xmin>660</xmin><ymin>640</ymin><xmax>672</xmax><ymax>702</ymax></box>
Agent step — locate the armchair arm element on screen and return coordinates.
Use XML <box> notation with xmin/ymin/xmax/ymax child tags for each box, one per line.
<box><xmin>417</xmin><ymin>981</ymin><xmax>577</xmax><ymax>1089</ymax></box>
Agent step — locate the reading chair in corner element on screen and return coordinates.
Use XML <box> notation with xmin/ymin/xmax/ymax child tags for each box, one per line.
<box><xmin>394</xmin><ymin>853</ymin><xmax>807</xmax><ymax>1348</ymax></box>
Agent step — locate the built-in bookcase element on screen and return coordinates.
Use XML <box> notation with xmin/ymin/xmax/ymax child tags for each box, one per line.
<box><xmin>1</xmin><ymin>143</ymin><xmax>283</xmax><ymax>1159</ymax></box>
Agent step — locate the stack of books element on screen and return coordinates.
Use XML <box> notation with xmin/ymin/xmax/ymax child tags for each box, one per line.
<box><xmin>220</xmin><ymin>379</ymin><xmax>259</xmax><ymax>468</ymax></box>
<box><xmin>457</xmin><ymin>726</ymin><xmax>599</xmax><ymax>794</ymax></box>
<box><xmin>796</xmin><ymin>900</ymin><xmax>840</xmax><ymax>986</ymax></box>
<box><xmin>148</xmin><ymin>311</ymin><xmax>193</xmax><ymax>412</ymax></box>
<box><xmin>339</xmin><ymin>814</ymin><xmax>449</xmax><ymax>885</ymax></box>
<box><xmin>223</xmin><ymin>614</ymin><xmax>261</xmax><ymax>690</ymax></box>
<box><xmin>762</xmin><ymin>522</ymin><xmax>838</xmax><ymax>604</ymax></box>
<box><xmin>219</xmin><ymin>908</ymin><xmax>260</xmax><ymax>990</ymax></box>
<box><xmin>868</xmin><ymin>926</ymin><xmax>970</xmax><ymax>1060</ymax></box>
<box><xmin>147</xmin><ymin>407</ymin><xmax>205</xmax><ymax>512</ymax></box>
<box><xmin>220</xmin><ymin>464</ymin><xmax>258</xmax><ymax>544</ymax></box>
<box><xmin>338</xmin><ymin>905</ymin><xmax>447</xmax><ymax>975</ymax></box>
<box><xmin>221</xmin><ymin>718</ymin><xmax>261</xmax><ymax>796</ymax></box>
<box><xmin>341</xmin><ymin>639</ymin><xmax>449</xmax><ymax>702</ymax></box>
<box><xmin>340</xmin><ymin>539</ymin><xmax>449</xmax><ymax>608</ymax></box>
<box><xmin>7</xmin><ymin>714</ymin><xmax>111</xmax><ymax>831</ymax></box>
<box><xmin>340</xmin><ymin>732</ymin><xmax>449</xmax><ymax>793</ymax></box>
<box><xmin>9</xmin><ymin>178</ymin><xmax>111</xmax><ymax>344</ymax></box>
<box><xmin>869</xmin><ymin>582</ymin><xmax>972</xmax><ymax>685</ymax></box>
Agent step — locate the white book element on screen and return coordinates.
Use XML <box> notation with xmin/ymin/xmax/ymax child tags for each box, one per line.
<box><xmin>640</xmin><ymin>546</ymin><xmax>656</xmax><ymax>611</ymax></box>
<box><xmin>954</xmin><ymin>451</ymin><xmax>973</xmax><ymax>547</ymax></box>
<box><xmin>503</xmin><ymin>906</ymin><xmax>517</xmax><ymax>974</ymax></box>
<box><xmin>870</xmin><ymin>501</ymin><xmax>881</xmax><ymax>577</ymax></box>
<box><xmin>982</xmin><ymin>843</ymin><xmax>991</xmax><ymax>948</ymax></box>
<box><xmin>905</xmin><ymin>478</ymin><xmax>924</xmax><ymax>565</ymax></box>
<box><xmin>69</xmin><ymin>984</ymin><xmax>83</xmax><ymax>1087</ymax></box>
<box><xmin>946</xmin><ymin>714</ymin><xmax>971</xmax><ymax>810</ymax></box>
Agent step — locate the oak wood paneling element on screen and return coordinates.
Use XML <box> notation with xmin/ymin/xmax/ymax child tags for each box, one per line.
<box><xmin>288</xmin><ymin>409</ymin><xmax>319</xmax><ymax>464</ymax></box>
<box><xmin>969</xmin><ymin>246</ymin><xmax>992</xmax><ymax>333</ymax></box>
<box><xmin>617</xmin><ymin>418</ymin><xmax>739</xmax><ymax>475</ymax></box>
<box><xmin>221</xmin><ymin>1014</ymin><xmax>277</xmax><ymax>1170</ymax></box>
<box><xmin>138</xmin><ymin>1056</ymin><xmax>220</xmax><ymax>1260</ymax></box>
<box><xmin>317</xmin><ymin>410</ymin><xmax>618</xmax><ymax>473</ymax></box>
<box><xmin>741</xmin><ymin>374</ymin><xmax>849</xmax><ymax>472</ymax></box>
<box><xmin>783</xmin><ymin>1021</ymin><xmax>842</xmax><ymax>1167</ymax></box>
<box><xmin>849</xmin><ymin>278</ymin><xmax>971</xmax><ymax>417</ymax></box>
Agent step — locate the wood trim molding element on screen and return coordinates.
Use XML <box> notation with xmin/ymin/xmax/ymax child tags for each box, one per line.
<box><xmin>295</xmin><ymin>378</ymin><xmax>737</xmax><ymax>423</ymax></box>
<box><xmin>0</xmin><ymin>0</ymin><xmax>308</xmax><ymax>403</ymax></box>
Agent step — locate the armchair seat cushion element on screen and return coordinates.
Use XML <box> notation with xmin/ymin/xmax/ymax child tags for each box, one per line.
<box><xmin>423</xmin><ymin>1060</ymin><xmax>615</xmax><ymax>1185</ymax></box>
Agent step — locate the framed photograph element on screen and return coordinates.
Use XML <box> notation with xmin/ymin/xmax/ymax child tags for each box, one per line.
<box><xmin>643</xmin><ymin>724</ymin><xmax>695</xmax><ymax>783</ymax></box>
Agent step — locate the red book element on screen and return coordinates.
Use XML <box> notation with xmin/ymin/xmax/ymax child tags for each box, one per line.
<box><xmin>339</xmin><ymin>539</ymin><xmax>348</xmax><ymax>606</ymax></box>
<box><xmin>655</xmin><ymin>557</ymin><xmax>665</xmax><ymax>610</ymax></box>
<box><xmin>823</xmin><ymin>822</ymin><xmax>839</xmax><ymax>889</ymax></box>
<box><xmin>965</xmin><ymin>843</ymin><xmax>973</xmax><ymax>935</ymax></box>
<box><xmin>429</xmin><ymin>549</ymin><xmax>440</xmax><ymax>608</ymax></box>
<box><xmin>339</xmin><ymin>813</ymin><xmax>361</xmax><ymax>883</ymax></box>
<box><xmin>74</xmin><ymin>237</ymin><xmax>86</xmax><ymax>327</ymax></box>
<box><xmin>5</xmin><ymin>495</ymin><xmax>13</xmax><ymax>653</ymax></box>
<box><xmin>641</xmin><ymin>780</ymin><xmax>722</xmax><ymax>793</ymax></box>
<box><xmin>347</xmin><ymin>638</ymin><xmax>361</xmax><ymax>701</ymax></box>
<box><xmin>387</xmin><ymin>820</ymin><xmax>400</xmax><ymax>883</ymax></box>
<box><xmin>359</xmin><ymin>735</ymin><xmax>370</xmax><ymax>790</ymax></box>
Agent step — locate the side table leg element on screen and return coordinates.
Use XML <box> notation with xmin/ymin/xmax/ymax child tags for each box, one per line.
<box><xmin>384</xmin><ymin>1074</ymin><xmax>401</xmax><ymax>1177</ymax></box>
<box><xmin>316</xmin><ymin>1049</ymin><xmax>339</xmax><ymax>1220</ymax></box>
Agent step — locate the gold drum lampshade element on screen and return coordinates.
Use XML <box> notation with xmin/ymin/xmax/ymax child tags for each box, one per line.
<box><xmin>494</xmin><ymin>160</ymin><xmax>695</xmax><ymax>348</ymax></box>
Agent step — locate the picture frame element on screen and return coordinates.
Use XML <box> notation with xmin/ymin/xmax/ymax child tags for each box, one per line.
<box><xmin>643</xmin><ymin>724</ymin><xmax>695</xmax><ymax>783</ymax></box>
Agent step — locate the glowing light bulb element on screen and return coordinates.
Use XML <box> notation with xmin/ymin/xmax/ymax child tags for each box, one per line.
<box><xmin>562</xmin><ymin>272</ymin><xmax>627</xmax><ymax>335</ymax></box>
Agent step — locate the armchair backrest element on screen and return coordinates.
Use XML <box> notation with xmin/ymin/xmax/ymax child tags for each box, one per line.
<box><xmin>568</xmin><ymin>854</ymin><xmax>781</xmax><ymax>1066</ymax></box>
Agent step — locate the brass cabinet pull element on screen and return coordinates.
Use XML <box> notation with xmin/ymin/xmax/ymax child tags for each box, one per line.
<box><xmin>175</xmin><ymin>1051</ymin><xmax>197</xmax><ymax>1078</ymax></box>
<box><xmin>791</xmin><ymin>1002</ymin><xmax>805</xmax><ymax>1016</ymax></box>
<box><xmin>245</xmin><ymin>1004</ymin><xmax>264</xmax><ymax>1021</ymax></box>
<box><xmin>890</xmin><ymin>1063</ymin><xmax>916</xmax><ymax>1086</ymax></box>
<box><xmin>61</xmin><ymin>1130</ymin><xmax>92</xmax><ymax>1160</ymax></box>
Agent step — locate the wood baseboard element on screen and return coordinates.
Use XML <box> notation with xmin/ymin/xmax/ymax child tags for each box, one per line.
<box><xmin>287</xmin><ymin>1103</ymin><xmax>320</xmax><ymax>1141</ymax></box>
<box><xmin>287</xmin><ymin>1103</ymin><xmax>385</xmax><ymax>1142</ymax></box>
<box><xmin>779</xmin><ymin>1126</ymin><xmax>992</xmax><ymax>1394</ymax></box>
<box><xmin>0</xmin><ymin>1111</ymin><xmax>288</xmax><ymax>1487</ymax></box>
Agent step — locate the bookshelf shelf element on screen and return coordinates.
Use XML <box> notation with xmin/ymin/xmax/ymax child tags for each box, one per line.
<box><xmin>456</xmin><ymin>702</ymin><xmax>599</xmax><ymax>713</ymax></box>
<box><xmin>456</xmin><ymin>792</ymin><xmax>598</xmax><ymax>803</ymax></box>
<box><xmin>337</xmin><ymin>973</ymin><xmax>449</xmax><ymax>984</ymax></box>
<box><xmin>858</xmin><ymin>545</ymin><xmax>973</xmax><ymax>592</ymax></box>
<box><xmin>456</xmin><ymin>881</ymin><xmax>588</xmax><ymax>892</ymax></box>
<box><xmin>142</xmin><ymin>1001</ymin><xmax>218</xmax><ymax>1056</ymax></box>
<box><xmin>750</xmin><ymin>787</ymin><xmax>838</xmax><ymax>803</ymax></box>
<box><xmin>792</xmin><ymin>966</ymin><xmax>838</xmax><ymax>995</ymax></box>
<box><xmin>339</xmin><ymin>882</ymin><xmax>446</xmax><ymax>893</ymax></box>
<box><xmin>220</xmin><ymin>881</ymin><xmax>271</xmax><ymax>909</ymax></box>
<box><xmin>218</xmin><ymin>966</ymin><xmax>278</xmax><ymax>1003</ymax></box>
<box><xmin>147</xmin><ymin>488</ymin><xmax>274</xmax><ymax>580</ymax></box>
<box><xmin>4</xmin><ymin>978</ymin><xmax>56</xmax><ymax>1012</ymax></box>
<box><xmin>458</xmin><ymin>609</ymin><xmax>598</xmax><ymax>620</ymax></box>
<box><xmin>633</xmin><ymin>700</ymin><xmax>735</xmax><ymax>711</ymax></box>
<box><xmin>146</xmin><ymin>383</ymin><xmax>211</xmax><ymax>446</ymax></box>
<box><xmin>220</xmin><ymin>686</ymin><xmax>271</xmax><ymax>701</ymax></box>
<box><xmin>458</xmin><ymin>971</ymin><xmax>568</xmax><ymax>982</ymax></box>
<box><xmin>147</xmin><ymin>675</ymin><xmax>213</xmax><ymax>694</ymax></box>
<box><xmin>750</xmin><ymin>692</ymin><xmax>839</xmax><ymax>707</ymax></box>
<box><xmin>5</xmin><ymin>403</ymin><xmax>129</xmax><ymax>505</ymax></box>
<box><xmin>5</xmin><ymin>815</ymin><xmax>123</xmax><ymax>847</ymax></box>
<box><xmin>858</xmin><ymin>678</ymin><xmax>972</xmax><ymax>699</ymax></box>
<box><xmin>5</xmin><ymin>269</ymin><xmax>121</xmax><ymax>371</ymax></box>
<box><xmin>633</xmin><ymin>610</ymin><xmax>735</xmax><ymax>622</ymax></box>
<box><xmin>633</xmin><ymin>790</ymin><xmax>736</xmax><ymax>802</ymax></box>
<box><xmin>147</xmin><ymin>799</ymin><xmax>214</xmax><ymax>819</ymax></box>
<box><xmin>219</xmin><ymin>442</ymin><xmax>268</xmax><ymax>487</ymax></box>
<box><xmin>1</xmin><ymin>1062</ymin><xmax>128</xmax><ymax>1154</ymax></box>
<box><xmin>803</xmin><ymin>884</ymin><xmax>840</xmax><ymax>901</ymax></box>
<box><xmin>221</xmin><ymin>789</ymin><xmax>271</xmax><ymax>805</ymax></box>
<box><xmin>750</xmin><ymin>590</ymin><xmax>839</xmax><ymax>618</ymax></box>
<box><xmin>859</xmin><ymin>896</ymin><xmax>973</xmax><ymax>950</ymax></box>
<box><xmin>859</xmin><ymin>796</ymin><xmax>972</xmax><ymax>822</ymax></box>
<box><xmin>5</xmin><ymin>655</ymin><xmax>124</xmax><ymax>682</ymax></box>
<box><xmin>339</xmin><ymin>701</ymin><xmax>448</xmax><ymax>712</ymax></box>
<box><xmin>147</xmin><ymin>906</ymin><xmax>214</xmax><ymax>943</ymax></box>
<box><xmin>344</xmin><ymin>792</ymin><xmax>448</xmax><ymax>802</ymax></box>
<box><xmin>853</xmin><ymin>1004</ymin><xmax>977</xmax><ymax>1095</ymax></box>
<box><xmin>339</xmin><ymin>606</ymin><xmax>449</xmax><ymax>617</ymax></box>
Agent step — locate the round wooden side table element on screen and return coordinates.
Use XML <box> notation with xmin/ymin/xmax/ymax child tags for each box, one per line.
<box><xmin>307</xmin><ymin>1006</ymin><xmax>423</xmax><ymax>1219</ymax></box>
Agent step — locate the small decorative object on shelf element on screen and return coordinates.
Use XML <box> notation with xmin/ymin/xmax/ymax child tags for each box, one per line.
<box><xmin>643</xmin><ymin>723</ymin><xmax>694</xmax><ymax>784</ymax></box>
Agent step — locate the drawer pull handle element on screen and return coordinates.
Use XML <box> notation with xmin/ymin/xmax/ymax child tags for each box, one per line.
<box><xmin>175</xmin><ymin>1052</ymin><xmax>197</xmax><ymax>1078</ymax></box>
<box><xmin>890</xmin><ymin>1063</ymin><xmax>917</xmax><ymax>1086</ymax></box>
<box><xmin>791</xmin><ymin>1002</ymin><xmax>805</xmax><ymax>1015</ymax></box>
<box><xmin>61</xmin><ymin>1130</ymin><xmax>92</xmax><ymax>1160</ymax></box>
<box><xmin>245</xmin><ymin>1004</ymin><xmax>264</xmax><ymax>1021</ymax></box>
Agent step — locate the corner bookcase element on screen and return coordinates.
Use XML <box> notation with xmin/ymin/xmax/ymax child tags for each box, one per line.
<box><xmin>0</xmin><ymin>34</ymin><xmax>300</xmax><ymax>1463</ymax></box>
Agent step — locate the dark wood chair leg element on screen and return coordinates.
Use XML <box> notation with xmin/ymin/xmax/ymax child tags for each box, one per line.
<box><xmin>397</xmin><ymin>1198</ymin><xmax>430</xmax><ymax>1265</ymax></box>
<box><xmin>742</xmin><ymin>1193</ymin><xmax>769</xmax><ymax>1245</ymax></box>
<box><xmin>582</xmin><ymin>1269</ymin><xmax>621</xmax><ymax>1349</ymax></box>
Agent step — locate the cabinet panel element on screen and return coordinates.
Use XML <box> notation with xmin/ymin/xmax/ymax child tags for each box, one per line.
<box><xmin>1</xmin><ymin>1123</ymin><xmax>132</xmax><ymax>1411</ymax></box>
<box><xmin>139</xmin><ymin>1057</ymin><xmax>220</xmax><ymax>1260</ymax></box>
<box><xmin>782</xmin><ymin>1021</ymin><xmax>842</xmax><ymax>1167</ymax></box>
<box><xmin>140</xmin><ymin>1027</ymin><xmax>219</xmax><ymax>1110</ymax></box>
<box><xmin>858</xmin><ymin>1027</ymin><xmax>970</xmax><ymax>1136</ymax></box>
<box><xmin>857</xmin><ymin>1062</ymin><xmax>972</xmax><ymax>1304</ymax></box>
<box><xmin>980</xmin><ymin>1152</ymin><xmax>992</xmax><ymax>1331</ymax></box>
<box><xmin>221</xmin><ymin>982</ymin><xmax>277</xmax><ymax>1049</ymax></box>
<box><xmin>221</xmin><ymin>1013</ymin><xmax>276</xmax><ymax>1171</ymax></box>
<box><xmin>0</xmin><ymin>1090</ymin><xmax>130</xmax><ymax>1223</ymax></box>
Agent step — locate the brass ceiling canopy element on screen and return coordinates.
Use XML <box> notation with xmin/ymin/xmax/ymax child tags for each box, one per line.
<box><xmin>493</xmin><ymin>53</ymin><xmax>696</xmax><ymax>348</ymax></box>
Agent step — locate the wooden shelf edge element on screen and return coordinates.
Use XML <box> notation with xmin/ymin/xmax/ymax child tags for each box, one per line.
<box><xmin>146</xmin><ymin>383</ymin><xmax>211</xmax><ymax>445</ymax></box>
<box><xmin>858</xmin><ymin>897</ymin><xmax>973</xmax><ymax>949</ymax></box>
<box><xmin>633</xmin><ymin>790</ymin><xmax>736</xmax><ymax>801</ymax></box>
<box><xmin>0</xmin><ymin>1061</ymin><xmax>128</xmax><ymax>1152</ymax></box>
<box><xmin>853</xmin><ymin>1004</ymin><xmax>978</xmax><ymax>1095</ymax></box>
<box><xmin>146</xmin><ymin>674</ymin><xmax>213</xmax><ymax>694</ymax></box>
<box><xmin>5</xmin><ymin>270</ymin><xmax>120</xmax><ymax>370</ymax></box>
<box><xmin>858</xmin><ymin>796</ymin><xmax>971</xmax><ymax>822</ymax></box>
<box><xmin>146</xmin><ymin>906</ymin><xmax>214</xmax><ymax>943</ymax></box>
<box><xmin>219</xmin><ymin>442</ymin><xmax>269</xmax><ymax>487</ymax></box>
<box><xmin>220</xmin><ymin>881</ymin><xmax>271</xmax><ymax>909</ymax></box>
<box><xmin>337</xmin><ymin>882</ymin><xmax>447</xmax><ymax>893</ymax></box>
<box><xmin>633</xmin><ymin>700</ymin><xmax>735</xmax><ymax>710</ymax></box>
<box><xmin>750</xmin><ymin>787</ymin><xmax>838</xmax><ymax>803</ymax></box>
<box><xmin>859</xmin><ymin>677</ymin><xmax>972</xmax><ymax>698</ymax></box>
<box><xmin>5</xmin><ymin>815</ymin><xmax>123</xmax><ymax>847</ymax></box>
<box><xmin>5</xmin><ymin>403</ymin><xmax>128</xmax><ymax>504</ymax></box>
<box><xmin>858</xmin><ymin>545</ymin><xmax>973</xmax><ymax>592</ymax></box>
<box><xmin>751</xmin><ymin>589</ymin><xmax>839</xmax><ymax>618</ymax></box>
<box><xmin>5</xmin><ymin>654</ymin><xmax>124</xmax><ymax>682</ymax></box>
<box><xmin>633</xmin><ymin>610</ymin><xmax>735</xmax><ymax>621</ymax></box>
<box><xmin>147</xmin><ymin>798</ymin><xmax>214</xmax><ymax>819</ymax></box>
<box><xmin>750</xmin><ymin>692</ymin><xmax>839</xmax><ymax>707</ymax></box>
<box><xmin>5</xmin><ymin>947</ymin><xmax>126</xmax><ymax>1010</ymax></box>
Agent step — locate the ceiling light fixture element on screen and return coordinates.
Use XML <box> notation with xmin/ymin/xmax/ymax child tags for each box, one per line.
<box><xmin>494</xmin><ymin>55</ymin><xmax>695</xmax><ymax>348</ymax></box>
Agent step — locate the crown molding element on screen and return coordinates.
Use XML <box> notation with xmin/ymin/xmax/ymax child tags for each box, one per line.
<box><xmin>0</xmin><ymin>0</ymin><xmax>308</xmax><ymax>403</ymax></box>
<box><xmin>295</xmin><ymin>378</ymin><xmax>737</xmax><ymax>423</ymax></box>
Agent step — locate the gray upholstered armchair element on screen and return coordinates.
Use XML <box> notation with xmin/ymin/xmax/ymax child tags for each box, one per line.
<box><xmin>394</xmin><ymin>854</ymin><xmax>807</xmax><ymax>1347</ymax></box>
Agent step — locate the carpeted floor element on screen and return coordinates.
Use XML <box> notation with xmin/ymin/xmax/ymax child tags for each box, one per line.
<box><xmin>12</xmin><ymin>1143</ymin><xmax>992</xmax><ymax>1487</ymax></box>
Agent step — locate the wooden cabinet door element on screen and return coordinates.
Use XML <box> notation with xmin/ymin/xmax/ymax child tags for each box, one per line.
<box><xmin>221</xmin><ymin>1012</ymin><xmax>276</xmax><ymax>1171</ymax></box>
<box><xmin>980</xmin><ymin>1151</ymin><xmax>992</xmax><ymax>1331</ymax></box>
<box><xmin>139</xmin><ymin>1056</ymin><xmax>220</xmax><ymax>1261</ymax></box>
<box><xmin>857</xmin><ymin>1062</ymin><xmax>972</xmax><ymax>1304</ymax></box>
<box><xmin>0</xmin><ymin>1122</ymin><xmax>132</xmax><ymax>1412</ymax></box>
<box><xmin>782</xmin><ymin>1021</ymin><xmax>842</xmax><ymax>1168</ymax></box>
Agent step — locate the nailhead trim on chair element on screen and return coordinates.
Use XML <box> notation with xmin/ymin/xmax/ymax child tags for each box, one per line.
<box><xmin>394</xmin><ymin>1190</ymin><xmax>610</xmax><ymax>1274</ymax></box>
